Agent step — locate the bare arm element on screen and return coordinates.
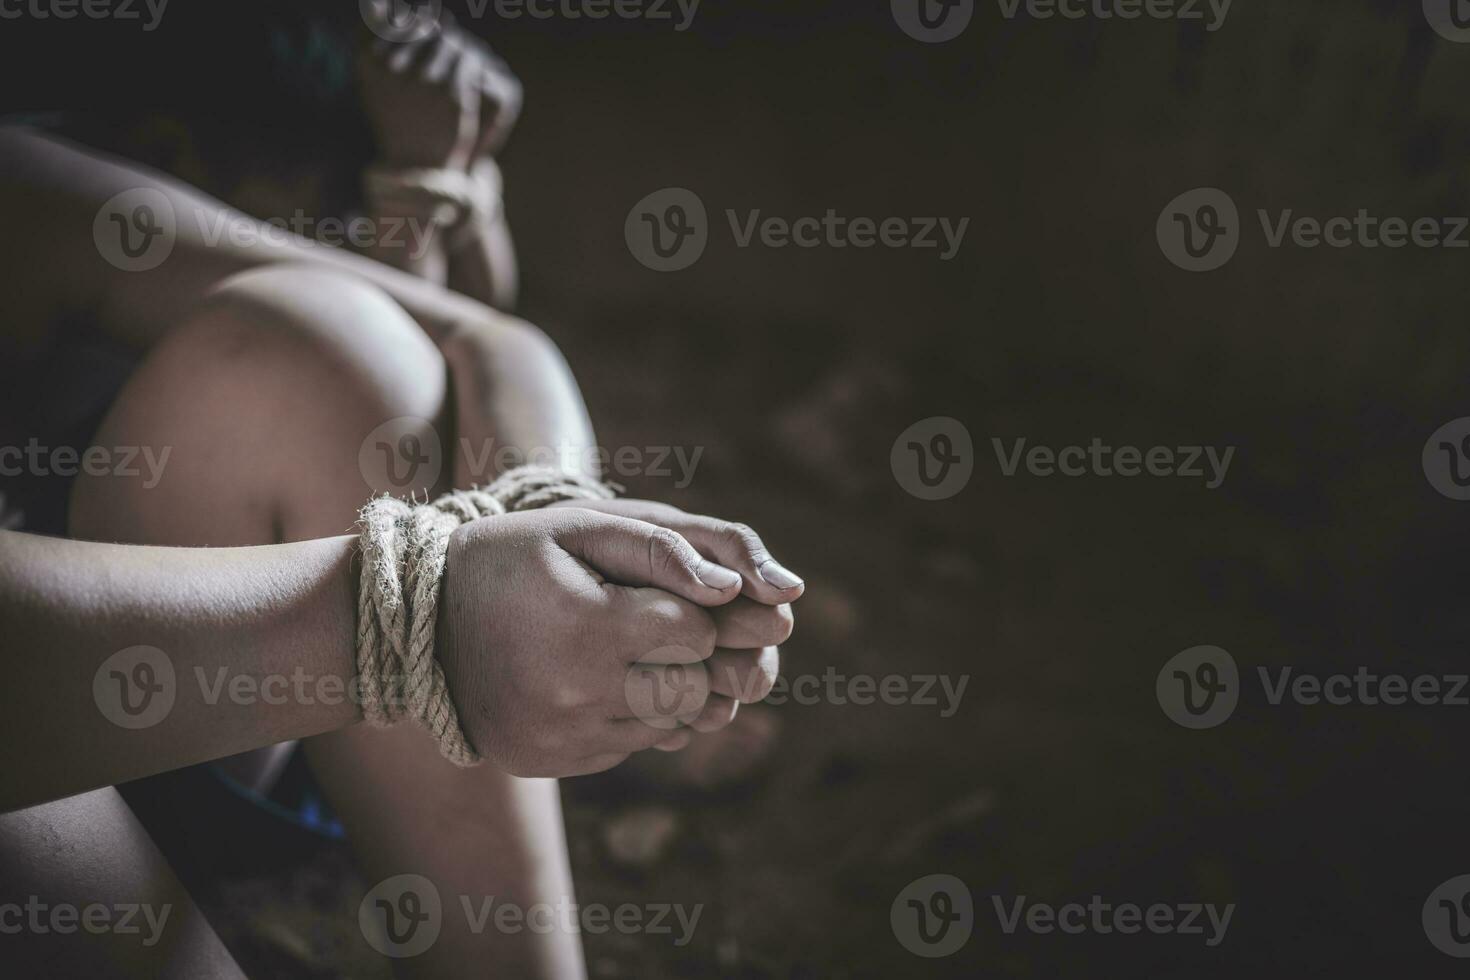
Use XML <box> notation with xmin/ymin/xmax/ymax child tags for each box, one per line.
<box><xmin>0</xmin><ymin>124</ymin><xmax>593</xmax><ymax>485</ymax></box>
<box><xmin>0</xmin><ymin>124</ymin><xmax>496</xmax><ymax>352</ymax></box>
<box><xmin>353</xmin><ymin>24</ymin><xmax>522</xmax><ymax>310</ymax></box>
<box><xmin>0</xmin><ymin>529</ymin><xmax>360</xmax><ymax>812</ymax></box>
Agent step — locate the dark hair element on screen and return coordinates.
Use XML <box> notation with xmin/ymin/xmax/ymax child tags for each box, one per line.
<box><xmin>14</xmin><ymin>4</ymin><xmax>374</xmax><ymax>210</ymax></box>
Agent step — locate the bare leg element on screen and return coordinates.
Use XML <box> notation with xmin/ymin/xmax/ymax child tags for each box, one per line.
<box><xmin>70</xmin><ymin>265</ymin><xmax>587</xmax><ymax>978</ymax></box>
<box><xmin>0</xmin><ymin>789</ymin><xmax>246</xmax><ymax>979</ymax></box>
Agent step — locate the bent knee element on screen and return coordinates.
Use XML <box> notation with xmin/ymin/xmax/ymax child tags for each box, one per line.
<box><xmin>71</xmin><ymin>266</ymin><xmax>449</xmax><ymax>544</ymax></box>
<box><xmin>199</xmin><ymin>265</ymin><xmax>447</xmax><ymax>411</ymax></box>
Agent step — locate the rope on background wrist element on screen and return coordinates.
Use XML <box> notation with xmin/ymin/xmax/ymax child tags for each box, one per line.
<box><xmin>361</xmin><ymin>159</ymin><xmax>503</xmax><ymax>251</ymax></box>
<box><xmin>354</xmin><ymin>464</ymin><xmax>615</xmax><ymax>766</ymax></box>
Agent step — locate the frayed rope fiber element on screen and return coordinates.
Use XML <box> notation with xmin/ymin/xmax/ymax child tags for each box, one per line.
<box><xmin>355</xmin><ymin>464</ymin><xmax>616</xmax><ymax>766</ymax></box>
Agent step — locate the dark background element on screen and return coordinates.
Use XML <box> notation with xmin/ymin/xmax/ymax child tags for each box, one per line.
<box><xmin>8</xmin><ymin>0</ymin><xmax>1470</xmax><ymax>976</ymax></box>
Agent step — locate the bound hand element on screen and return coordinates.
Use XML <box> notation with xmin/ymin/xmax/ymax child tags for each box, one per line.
<box><xmin>435</xmin><ymin>508</ymin><xmax>746</xmax><ymax>776</ymax></box>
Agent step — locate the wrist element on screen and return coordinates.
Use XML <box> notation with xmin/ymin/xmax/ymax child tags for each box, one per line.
<box><xmin>362</xmin><ymin>164</ymin><xmax>467</xmax><ymax>226</ymax></box>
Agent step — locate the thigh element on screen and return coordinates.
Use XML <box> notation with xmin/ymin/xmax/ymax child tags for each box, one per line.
<box><xmin>69</xmin><ymin>264</ymin><xmax>451</xmax><ymax>547</ymax></box>
<box><xmin>66</xmin><ymin>262</ymin><xmax>585</xmax><ymax>978</ymax></box>
<box><xmin>68</xmin><ymin>261</ymin><xmax>455</xmax><ymax>800</ymax></box>
<box><xmin>305</xmin><ymin>723</ymin><xmax>586</xmax><ymax>980</ymax></box>
<box><xmin>0</xmin><ymin>788</ymin><xmax>246</xmax><ymax>979</ymax></box>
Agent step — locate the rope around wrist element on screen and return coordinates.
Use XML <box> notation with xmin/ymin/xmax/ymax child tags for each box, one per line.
<box><xmin>354</xmin><ymin>464</ymin><xmax>615</xmax><ymax>766</ymax></box>
<box><xmin>361</xmin><ymin>159</ymin><xmax>504</xmax><ymax>252</ymax></box>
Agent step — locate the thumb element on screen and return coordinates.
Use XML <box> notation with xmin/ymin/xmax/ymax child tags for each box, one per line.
<box><xmin>557</xmin><ymin>514</ymin><xmax>743</xmax><ymax>607</ymax></box>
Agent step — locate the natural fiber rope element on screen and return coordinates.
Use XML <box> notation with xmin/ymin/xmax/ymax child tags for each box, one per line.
<box><xmin>355</xmin><ymin>464</ymin><xmax>616</xmax><ymax>766</ymax></box>
<box><xmin>361</xmin><ymin>159</ymin><xmax>504</xmax><ymax>252</ymax></box>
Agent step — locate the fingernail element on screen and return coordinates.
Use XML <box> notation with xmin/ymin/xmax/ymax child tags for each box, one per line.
<box><xmin>697</xmin><ymin>561</ymin><xmax>742</xmax><ymax>590</ymax></box>
<box><xmin>757</xmin><ymin>559</ymin><xmax>803</xmax><ymax>590</ymax></box>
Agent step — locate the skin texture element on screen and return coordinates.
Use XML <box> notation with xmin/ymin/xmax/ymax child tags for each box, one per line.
<box><xmin>356</xmin><ymin>12</ymin><xmax>522</xmax><ymax>301</ymax></box>
<box><xmin>0</xmin><ymin>112</ymin><xmax>802</xmax><ymax>975</ymax></box>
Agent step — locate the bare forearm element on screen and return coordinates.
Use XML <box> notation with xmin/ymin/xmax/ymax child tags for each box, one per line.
<box><xmin>447</xmin><ymin>210</ymin><xmax>518</xmax><ymax>311</ymax></box>
<box><xmin>445</xmin><ymin>318</ymin><xmax>597</xmax><ymax>488</ymax></box>
<box><xmin>0</xmin><ymin>128</ymin><xmax>579</xmax><ymax>476</ymax></box>
<box><xmin>0</xmin><ymin>126</ymin><xmax>496</xmax><ymax>352</ymax></box>
<box><xmin>355</xmin><ymin>194</ymin><xmax>452</xmax><ymax>286</ymax></box>
<box><xmin>0</xmin><ymin>530</ymin><xmax>360</xmax><ymax>811</ymax></box>
<box><xmin>354</xmin><ymin>160</ymin><xmax>518</xmax><ymax>312</ymax></box>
